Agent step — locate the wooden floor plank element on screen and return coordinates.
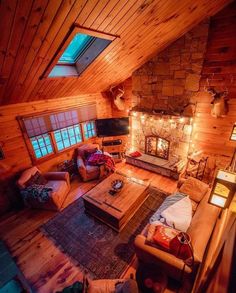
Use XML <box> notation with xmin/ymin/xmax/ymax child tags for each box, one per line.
<box><xmin>0</xmin><ymin>162</ymin><xmax>177</xmax><ymax>292</ymax></box>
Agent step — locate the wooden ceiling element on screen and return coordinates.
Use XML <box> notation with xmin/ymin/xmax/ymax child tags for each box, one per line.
<box><xmin>0</xmin><ymin>0</ymin><xmax>232</xmax><ymax>105</ymax></box>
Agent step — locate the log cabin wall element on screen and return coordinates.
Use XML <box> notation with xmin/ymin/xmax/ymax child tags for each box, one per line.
<box><xmin>0</xmin><ymin>93</ymin><xmax>112</xmax><ymax>214</ymax></box>
<box><xmin>193</xmin><ymin>2</ymin><xmax>236</xmax><ymax>168</ymax></box>
<box><xmin>121</xmin><ymin>1</ymin><xmax>236</xmax><ymax>170</ymax></box>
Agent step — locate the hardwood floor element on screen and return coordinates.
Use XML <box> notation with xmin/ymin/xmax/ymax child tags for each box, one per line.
<box><xmin>0</xmin><ymin>162</ymin><xmax>177</xmax><ymax>293</ymax></box>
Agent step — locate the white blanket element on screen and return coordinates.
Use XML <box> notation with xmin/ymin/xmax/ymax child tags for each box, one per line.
<box><xmin>161</xmin><ymin>196</ymin><xmax>192</xmax><ymax>232</ymax></box>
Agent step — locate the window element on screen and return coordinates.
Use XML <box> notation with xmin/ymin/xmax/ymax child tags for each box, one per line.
<box><xmin>54</xmin><ymin>124</ymin><xmax>82</xmax><ymax>151</ymax></box>
<box><xmin>83</xmin><ymin>121</ymin><xmax>96</xmax><ymax>139</ymax></box>
<box><xmin>30</xmin><ymin>134</ymin><xmax>54</xmax><ymax>159</ymax></box>
<box><xmin>19</xmin><ymin>105</ymin><xmax>97</xmax><ymax>161</ymax></box>
<box><xmin>43</xmin><ymin>26</ymin><xmax>116</xmax><ymax>78</ymax></box>
<box><xmin>58</xmin><ymin>34</ymin><xmax>93</xmax><ymax>64</ymax></box>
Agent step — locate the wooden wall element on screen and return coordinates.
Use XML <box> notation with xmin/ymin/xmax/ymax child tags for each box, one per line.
<box><xmin>0</xmin><ymin>93</ymin><xmax>112</xmax><ymax>214</ymax></box>
<box><xmin>192</xmin><ymin>1</ymin><xmax>236</xmax><ymax>168</ymax></box>
<box><xmin>0</xmin><ymin>0</ymin><xmax>230</xmax><ymax>105</ymax></box>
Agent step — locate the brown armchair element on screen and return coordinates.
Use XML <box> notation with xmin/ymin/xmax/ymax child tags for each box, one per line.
<box><xmin>17</xmin><ymin>166</ymin><xmax>70</xmax><ymax>211</ymax></box>
<box><xmin>77</xmin><ymin>143</ymin><xmax>101</xmax><ymax>182</ymax></box>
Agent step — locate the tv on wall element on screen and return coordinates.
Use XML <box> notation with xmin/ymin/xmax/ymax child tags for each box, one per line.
<box><xmin>95</xmin><ymin>117</ymin><xmax>129</xmax><ymax>137</ymax></box>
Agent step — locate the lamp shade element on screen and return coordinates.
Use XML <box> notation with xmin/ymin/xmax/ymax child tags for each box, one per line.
<box><xmin>209</xmin><ymin>169</ymin><xmax>236</xmax><ymax>209</ymax></box>
<box><xmin>230</xmin><ymin>124</ymin><xmax>236</xmax><ymax>141</ymax></box>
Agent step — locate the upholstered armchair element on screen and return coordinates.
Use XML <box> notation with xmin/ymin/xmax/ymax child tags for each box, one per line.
<box><xmin>17</xmin><ymin>166</ymin><xmax>70</xmax><ymax>211</ymax></box>
<box><xmin>76</xmin><ymin>143</ymin><xmax>101</xmax><ymax>182</ymax></box>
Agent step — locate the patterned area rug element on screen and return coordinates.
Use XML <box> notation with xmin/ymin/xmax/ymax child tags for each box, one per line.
<box><xmin>41</xmin><ymin>186</ymin><xmax>169</xmax><ymax>279</ymax></box>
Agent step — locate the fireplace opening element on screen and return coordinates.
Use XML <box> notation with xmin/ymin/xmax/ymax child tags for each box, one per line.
<box><xmin>145</xmin><ymin>136</ymin><xmax>169</xmax><ymax>160</ymax></box>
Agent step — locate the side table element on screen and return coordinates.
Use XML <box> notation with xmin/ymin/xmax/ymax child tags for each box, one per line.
<box><xmin>57</xmin><ymin>159</ymin><xmax>77</xmax><ymax>181</ymax></box>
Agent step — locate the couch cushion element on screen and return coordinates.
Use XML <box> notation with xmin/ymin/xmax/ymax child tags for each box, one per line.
<box><xmin>187</xmin><ymin>193</ymin><xmax>220</xmax><ymax>262</ymax></box>
<box><xmin>179</xmin><ymin>177</ymin><xmax>209</xmax><ymax>203</ymax></box>
<box><xmin>46</xmin><ymin>180</ymin><xmax>68</xmax><ymax>208</ymax></box>
<box><xmin>17</xmin><ymin>166</ymin><xmax>39</xmax><ymax>189</ymax></box>
<box><xmin>25</xmin><ymin>171</ymin><xmax>47</xmax><ymax>187</ymax></box>
<box><xmin>86</xmin><ymin>165</ymin><xmax>100</xmax><ymax>174</ymax></box>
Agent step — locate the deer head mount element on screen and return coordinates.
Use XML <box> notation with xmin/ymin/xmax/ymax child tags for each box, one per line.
<box><xmin>110</xmin><ymin>85</ymin><xmax>125</xmax><ymax>111</ymax></box>
<box><xmin>205</xmin><ymin>87</ymin><xmax>229</xmax><ymax>118</ymax></box>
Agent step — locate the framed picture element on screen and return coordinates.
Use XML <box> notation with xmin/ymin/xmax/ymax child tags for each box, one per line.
<box><xmin>145</xmin><ymin>136</ymin><xmax>169</xmax><ymax>160</ymax></box>
<box><xmin>0</xmin><ymin>146</ymin><xmax>4</xmax><ymax>160</ymax></box>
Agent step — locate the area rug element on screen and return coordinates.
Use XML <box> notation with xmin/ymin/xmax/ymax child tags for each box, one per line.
<box><xmin>41</xmin><ymin>186</ymin><xmax>169</xmax><ymax>279</ymax></box>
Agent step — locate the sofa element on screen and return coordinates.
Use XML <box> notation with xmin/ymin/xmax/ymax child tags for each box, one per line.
<box><xmin>17</xmin><ymin>166</ymin><xmax>70</xmax><ymax>211</ymax></box>
<box><xmin>134</xmin><ymin>177</ymin><xmax>220</xmax><ymax>281</ymax></box>
<box><xmin>77</xmin><ymin>143</ymin><xmax>101</xmax><ymax>182</ymax></box>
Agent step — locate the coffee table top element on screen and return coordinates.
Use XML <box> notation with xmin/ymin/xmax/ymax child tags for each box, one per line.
<box><xmin>83</xmin><ymin>172</ymin><xmax>150</xmax><ymax>220</ymax></box>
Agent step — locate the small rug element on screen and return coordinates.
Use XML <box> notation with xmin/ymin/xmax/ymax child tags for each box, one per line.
<box><xmin>41</xmin><ymin>186</ymin><xmax>169</xmax><ymax>279</ymax></box>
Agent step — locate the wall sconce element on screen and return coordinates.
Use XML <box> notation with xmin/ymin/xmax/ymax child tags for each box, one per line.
<box><xmin>230</xmin><ymin>123</ymin><xmax>236</xmax><ymax>141</ymax></box>
<box><xmin>209</xmin><ymin>169</ymin><xmax>236</xmax><ymax>209</ymax></box>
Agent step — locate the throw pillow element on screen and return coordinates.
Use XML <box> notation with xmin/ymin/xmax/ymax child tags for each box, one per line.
<box><xmin>152</xmin><ymin>225</ymin><xmax>179</xmax><ymax>250</ymax></box>
<box><xmin>179</xmin><ymin>177</ymin><xmax>208</xmax><ymax>202</ymax></box>
<box><xmin>25</xmin><ymin>171</ymin><xmax>47</xmax><ymax>187</ymax></box>
<box><xmin>161</xmin><ymin>196</ymin><xmax>192</xmax><ymax>232</ymax></box>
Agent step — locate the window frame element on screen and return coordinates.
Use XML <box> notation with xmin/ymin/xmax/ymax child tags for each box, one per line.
<box><xmin>41</xmin><ymin>25</ymin><xmax>117</xmax><ymax>79</ymax></box>
<box><xmin>83</xmin><ymin>121</ymin><xmax>96</xmax><ymax>140</ymax></box>
<box><xmin>18</xmin><ymin>115</ymin><xmax>97</xmax><ymax>164</ymax></box>
<box><xmin>53</xmin><ymin>123</ymin><xmax>83</xmax><ymax>152</ymax></box>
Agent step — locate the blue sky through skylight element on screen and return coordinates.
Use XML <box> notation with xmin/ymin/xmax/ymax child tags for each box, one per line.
<box><xmin>58</xmin><ymin>33</ymin><xmax>93</xmax><ymax>64</ymax></box>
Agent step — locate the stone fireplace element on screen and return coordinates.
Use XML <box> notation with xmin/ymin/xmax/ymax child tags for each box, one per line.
<box><xmin>126</xmin><ymin>112</ymin><xmax>193</xmax><ymax>179</ymax></box>
<box><xmin>125</xmin><ymin>21</ymin><xmax>209</xmax><ymax>179</ymax></box>
<box><xmin>130</xmin><ymin>112</ymin><xmax>192</xmax><ymax>163</ymax></box>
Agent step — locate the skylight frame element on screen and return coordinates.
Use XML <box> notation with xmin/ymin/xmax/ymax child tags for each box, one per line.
<box><xmin>42</xmin><ymin>26</ymin><xmax>117</xmax><ymax>79</ymax></box>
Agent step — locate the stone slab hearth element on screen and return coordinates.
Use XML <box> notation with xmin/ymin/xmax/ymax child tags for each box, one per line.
<box><xmin>126</xmin><ymin>153</ymin><xmax>185</xmax><ymax>180</ymax></box>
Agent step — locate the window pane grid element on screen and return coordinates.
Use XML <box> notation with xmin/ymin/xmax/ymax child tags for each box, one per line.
<box><xmin>83</xmin><ymin>121</ymin><xmax>96</xmax><ymax>139</ymax></box>
<box><xmin>30</xmin><ymin>134</ymin><xmax>53</xmax><ymax>159</ymax></box>
<box><xmin>54</xmin><ymin>124</ymin><xmax>82</xmax><ymax>151</ymax></box>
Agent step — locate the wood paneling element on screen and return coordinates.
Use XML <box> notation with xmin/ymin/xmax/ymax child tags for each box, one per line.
<box><xmin>0</xmin><ymin>0</ymin><xmax>231</xmax><ymax>105</ymax></box>
<box><xmin>192</xmin><ymin>2</ymin><xmax>236</xmax><ymax>168</ymax></box>
<box><xmin>0</xmin><ymin>93</ymin><xmax>112</xmax><ymax>213</ymax></box>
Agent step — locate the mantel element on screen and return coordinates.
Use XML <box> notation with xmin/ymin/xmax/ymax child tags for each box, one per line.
<box><xmin>130</xmin><ymin>108</ymin><xmax>193</xmax><ymax>119</ymax></box>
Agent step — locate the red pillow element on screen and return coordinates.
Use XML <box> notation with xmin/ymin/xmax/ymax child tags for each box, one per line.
<box><xmin>152</xmin><ymin>225</ymin><xmax>179</xmax><ymax>250</ymax></box>
<box><xmin>129</xmin><ymin>151</ymin><xmax>142</xmax><ymax>157</ymax></box>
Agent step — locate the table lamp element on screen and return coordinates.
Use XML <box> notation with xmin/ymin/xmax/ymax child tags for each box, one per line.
<box><xmin>208</xmin><ymin>169</ymin><xmax>236</xmax><ymax>209</ymax></box>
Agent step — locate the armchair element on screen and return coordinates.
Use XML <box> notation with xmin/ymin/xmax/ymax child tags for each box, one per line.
<box><xmin>17</xmin><ymin>166</ymin><xmax>70</xmax><ymax>211</ymax></box>
<box><xmin>76</xmin><ymin>143</ymin><xmax>101</xmax><ymax>182</ymax></box>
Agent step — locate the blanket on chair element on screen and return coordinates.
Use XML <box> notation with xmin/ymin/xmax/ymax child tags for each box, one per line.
<box><xmin>88</xmin><ymin>153</ymin><xmax>116</xmax><ymax>173</ymax></box>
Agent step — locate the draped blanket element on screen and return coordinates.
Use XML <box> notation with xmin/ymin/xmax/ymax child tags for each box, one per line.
<box><xmin>149</xmin><ymin>192</ymin><xmax>193</xmax><ymax>232</ymax></box>
<box><xmin>21</xmin><ymin>184</ymin><xmax>52</xmax><ymax>204</ymax></box>
<box><xmin>88</xmin><ymin>153</ymin><xmax>116</xmax><ymax>173</ymax></box>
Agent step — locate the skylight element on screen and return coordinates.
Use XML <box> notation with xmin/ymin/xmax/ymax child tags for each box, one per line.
<box><xmin>58</xmin><ymin>33</ymin><xmax>93</xmax><ymax>64</ymax></box>
<box><xmin>47</xmin><ymin>28</ymin><xmax>114</xmax><ymax>78</ymax></box>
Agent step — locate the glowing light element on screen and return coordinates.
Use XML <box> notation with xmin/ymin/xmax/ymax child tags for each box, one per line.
<box><xmin>210</xmin><ymin>194</ymin><xmax>227</xmax><ymax>208</ymax></box>
<box><xmin>132</xmin><ymin>112</ymin><xmax>137</xmax><ymax>117</ymax></box>
<box><xmin>179</xmin><ymin>117</ymin><xmax>185</xmax><ymax>123</ymax></box>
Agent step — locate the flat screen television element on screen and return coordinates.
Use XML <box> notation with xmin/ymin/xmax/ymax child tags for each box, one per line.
<box><xmin>95</xmin><ymin>117</ymin><xmax>129</xmax><ymax>137</ymax></box>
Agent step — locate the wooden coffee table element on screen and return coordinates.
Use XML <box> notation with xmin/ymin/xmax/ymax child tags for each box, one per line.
<box><xmin>83</xmin><ymin>172</ymin><xmax>150</xmax><ymax>232</ymax></box>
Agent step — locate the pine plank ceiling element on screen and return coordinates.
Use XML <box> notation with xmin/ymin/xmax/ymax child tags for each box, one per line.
<box><xmin>0</xmin><ymin>0</ymin><xmax>232</xmax><ymax>105</ymax></box>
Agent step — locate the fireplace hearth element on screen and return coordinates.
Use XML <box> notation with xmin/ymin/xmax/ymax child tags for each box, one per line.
<box><xmin>126</xmin><ymin>111</ymin><xmax>193</xmax><ymax>179</ymax></box>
